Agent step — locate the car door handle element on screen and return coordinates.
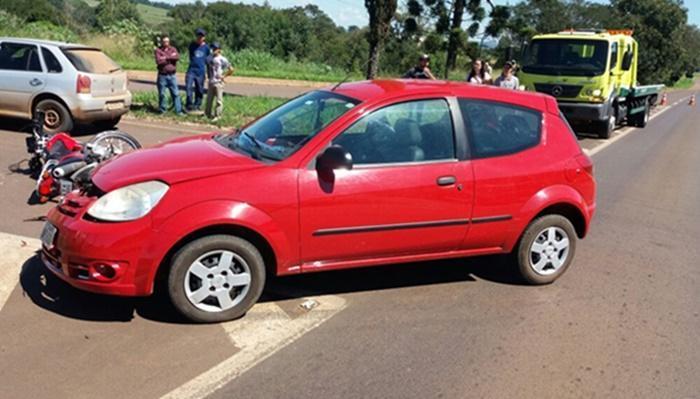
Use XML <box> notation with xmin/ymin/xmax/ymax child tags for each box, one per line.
<box><xmin>436</xmin><ymin>175</ymin><xmax>457</xmax><ymax>186</ymax></box>
<box><xmin>29</xmin><ymin>79</ymin><xmax>43</xmax><ymax>87</ymax></box>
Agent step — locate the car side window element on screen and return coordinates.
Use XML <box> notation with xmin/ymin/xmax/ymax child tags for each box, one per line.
<box><xmin>0</xmin><ymin>42</ymin><xmax>42</xmax><ymax>72</ymax></box>
<box><xmin>458</xmin><ymin>99</ymin><xmax>542</xmax><ymax>159</ymax></box>
<box><xmin>333</xmin><ymin>99</ymin><xmax>456</xmax><ymax>165</ymax></box>
<box><xmin>42</xmin><ymin>47</ymin><xmax>63</xmax><ymax>73</ymax></box>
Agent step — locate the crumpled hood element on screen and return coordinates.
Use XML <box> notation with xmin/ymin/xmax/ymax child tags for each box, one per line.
<box><xmin>92</xmin><ymin>134</ymin><xmax>262</xmax><ymax>192</ymax></box>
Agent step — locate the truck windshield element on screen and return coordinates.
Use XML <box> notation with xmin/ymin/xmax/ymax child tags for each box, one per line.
<box><xmin>522</xmin><ymin>39</ymin><xmax>608</xmax><ymax>77</ymax></box>
<box><xmin>215</xmin><ymin>91</ymin><xmax>360</xmax><ymax>161</ymax></box>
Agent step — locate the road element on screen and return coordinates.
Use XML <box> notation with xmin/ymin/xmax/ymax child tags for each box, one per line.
<box><xmin>0</xmin><ymin>87</ymin><xmax>698</xmax><ymax>398</ymax></box>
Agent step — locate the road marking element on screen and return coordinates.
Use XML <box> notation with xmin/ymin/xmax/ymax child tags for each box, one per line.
<box><xmin>0</xmin><ymin>233</ymin><xmax>40</xmax><ymax>312</ymax></box>
<box><xmin>587</xmin><ymin>96</ymin><xmax>691</xmax><ymax>157</ymax></box>
<box><xmin>161</xmin><ymin>294</ymin><xmax>347</xmax><ymax>399</ymax></box>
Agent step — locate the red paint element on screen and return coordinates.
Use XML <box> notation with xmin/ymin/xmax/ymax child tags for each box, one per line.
<box><xmin>43</xmin><ymin>80</ymin><xmax>596</xmax><ymax>296</ymax></box>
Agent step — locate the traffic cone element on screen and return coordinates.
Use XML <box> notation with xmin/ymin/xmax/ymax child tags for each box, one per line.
<box><xmin>660</xmin><ymin>93</ymin><xmax>668</xmax><ymax>106</ymax></box>
<box><xmin>689</xmin><ymin>95</ymin><xmax>696</xmax><ymax>106</ymax></box>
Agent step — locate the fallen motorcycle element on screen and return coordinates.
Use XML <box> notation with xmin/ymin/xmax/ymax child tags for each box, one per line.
<box><xmin>26</xmin><ymin>110</ymin><xmax>142</xmax><ymax>203</ymax></box>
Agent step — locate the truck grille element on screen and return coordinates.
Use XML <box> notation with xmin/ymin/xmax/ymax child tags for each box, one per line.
<box><xmin>534</xmin><ymin>83</ymin><xmax>583</xmax><ymax>98</ymax></box>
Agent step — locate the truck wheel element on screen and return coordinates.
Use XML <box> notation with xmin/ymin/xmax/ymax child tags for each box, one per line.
<box><xmin>515</xmin><ymin>215</ymin><xmax>577</xmax><ymax>285</ymax></box>
<box><xmin>167</xmin><ymin>235</ymin><xmax>266</xmax><ymax>323</ymax></box>
<box><xmin>631</xmin><ymin>100</ymin><xmax>650</xmax><ymax>128</ymax></box>
<box><xmin>35</xmin><ymin>99</ymin><xmax>73</xmax><ymax>134</ymax></box>
<box><xmin>596</xmin><ymin>115</ymin><xmax>615</xmax><ymax>139</ymax></box>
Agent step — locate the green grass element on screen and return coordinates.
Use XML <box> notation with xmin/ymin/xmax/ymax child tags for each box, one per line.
<box><xmin>136</xmin><ymin>3</ymin><xmax>172</xmax><ymax>26</ymax></box>
<box><xmin>130</xmin><ymin>91</ymin><xmax>285</xmax><ymax>128</ymax></box>
<box><xmin>670</xmin><ymin>73</ymin><xmax>698</xmax><ymax>90</ymax></box>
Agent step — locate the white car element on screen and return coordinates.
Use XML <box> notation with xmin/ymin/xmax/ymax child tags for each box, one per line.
<box><xmin>0</xmin><ymin>37</ymin><xmax>132</xmax><ymax>133</ymax></box>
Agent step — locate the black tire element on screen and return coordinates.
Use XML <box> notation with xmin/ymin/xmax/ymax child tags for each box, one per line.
<box><xmin>167</xmin><ymin>235</ymin><xmax>266</xmax><ymax>323</ymax></box>
<box><xmin>631</xmin><ymin>99</ymin><xmax>650</xmax><ymax>128</ymax></box>
<box><xmin>595</xmin><ymin>115</ymin><xmax>615</xmax><ymax>139</ymax></box>
<box><xmin>515</xmin><ymin>214</ymin><xmax>577</xmax><ymax>285</ymax></box>
<box><xmin>35</xmin><ymin>99</ymin><xmax>73</xmax><ymax>134</ymax></box>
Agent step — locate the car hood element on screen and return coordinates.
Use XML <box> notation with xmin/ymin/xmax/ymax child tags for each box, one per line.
<box><xmin>92</xmin><ymin>134</ymin><xmax>263</xmax><ymax>192</ymax></box>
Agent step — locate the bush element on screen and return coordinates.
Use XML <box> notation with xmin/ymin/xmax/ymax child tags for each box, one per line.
<box><xmin>0</xmin><ymin>10</ymin><xmax>78</xmax><ymax>43</ymax></box>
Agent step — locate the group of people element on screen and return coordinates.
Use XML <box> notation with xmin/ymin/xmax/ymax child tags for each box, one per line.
<box><xmin>155</xmin><ymin>28</ymin><xmax>234</xmax><ymax>121</ymax></box>
<box><xmin>403</xmin><ymin>54</ymin><xmax>521</xmax><ymax>90</ymax></box>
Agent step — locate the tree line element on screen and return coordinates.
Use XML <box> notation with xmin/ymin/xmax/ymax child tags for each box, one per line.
<box><xmin>0</xmin><ymin>0</ymin><xmax>698</xmax><ymax>85</ymax></box>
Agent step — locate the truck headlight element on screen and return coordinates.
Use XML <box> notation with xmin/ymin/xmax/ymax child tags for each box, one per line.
<box><xmin>87</xmin><ymin>181</ymin><xmax>169</xmax><ymax>221</ymax></box>
<box><xmin>592</xmin><ymin>89</ymin><xmax>602</xmax><ymax>97</ymax></box>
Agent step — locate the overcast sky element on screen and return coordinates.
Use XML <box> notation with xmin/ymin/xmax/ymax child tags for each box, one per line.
<box><xmin>164</xmin><ymin>0</ymin><xmax>699</xmax><ymax>29</ymax></box>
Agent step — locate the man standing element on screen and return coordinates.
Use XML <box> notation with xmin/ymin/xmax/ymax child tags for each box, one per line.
<box><xmin>154</xmin><ymin>35</ymin><xmax>183</xmax><ymax>114</ymax></box>
<box><xmin>185</xmin><ymin>28</ymin><xmax>211</xmax><ymax>113</ymax></box>
<box><xmin>494</xmin><ymin>61</ymin><xmax>520</xmax><ymax>90</ymax></box>
<box><xmin>403</xmin><ymin>54</ymin><xmax>436</xmax><ymax>79</ymax></box>
<box><xmin>205</xmin><ymin>42</ymin><xmax>234</xmax><ymax>121</ymax></box>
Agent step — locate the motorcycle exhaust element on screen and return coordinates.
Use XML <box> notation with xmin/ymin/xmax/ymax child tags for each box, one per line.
<box><xmin>52</xmin><ymin>161</ymin><xmax>87</xmax><ymax>178</ymax></box>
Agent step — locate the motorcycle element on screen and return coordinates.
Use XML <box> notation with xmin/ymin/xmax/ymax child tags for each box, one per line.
<box><xmin>26</xmin><ymin>110</ymin><xmax>142</xmax><ymax>203</ymax></box>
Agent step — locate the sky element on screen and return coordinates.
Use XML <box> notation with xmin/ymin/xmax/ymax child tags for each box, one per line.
<box><xmin>166</xmin><ymin>0</ymin><xmax>700</xmax><ymax>29</ymax></box>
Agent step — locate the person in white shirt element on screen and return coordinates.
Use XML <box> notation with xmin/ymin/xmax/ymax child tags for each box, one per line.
<box><xmin>205</xmin><ymin>42</ymin><xmax>234</xmax><ymax>121</ymax></box>
<box><xmin>494</xmin><ymin>61</ymin><xmax>520</xmax><ymax>90</ymax></box>
<box><xmin>466</xmin><ymin>58</ymin><xmax>492</xmax><ymax>84</ymax></box>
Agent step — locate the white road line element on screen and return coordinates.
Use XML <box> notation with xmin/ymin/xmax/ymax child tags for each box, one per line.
<box><xmin>162</xmin><ymin>295</ymin><xmax>347</xmax><ymax>399</ymax></box>
<box><xmin>587</xmin><ymin>96</ymin><xmax>691</xmax><ymax>157</ymax></box>
<box><xmin>0</xmin><ymin>233</ymin><xmax>41</xmax><ymax>312</ymax></box>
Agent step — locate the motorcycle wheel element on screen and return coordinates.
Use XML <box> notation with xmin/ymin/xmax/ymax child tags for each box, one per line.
<box><xmin>88</xmin><ymin>130</ymin><xmax>142</xmax><ymax>160</ymax></box>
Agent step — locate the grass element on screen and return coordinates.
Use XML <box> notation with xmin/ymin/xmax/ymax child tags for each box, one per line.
<box><xmin>670</xmin><ymin>73</ymin><xmax>698</xmax><ymax>90</ymax></box>
<box><xmin>130</xmin><ymin>91</ymin><xmax>285</xmax><ymax>128</ymax></box>
<box><xmin>136</xmin><ymin>3</ymin><xmax>172</xmax><ymax>26</ymax></box>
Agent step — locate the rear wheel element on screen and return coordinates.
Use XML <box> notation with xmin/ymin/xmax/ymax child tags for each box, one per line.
<box><xmin>88</xmin><ymin>130</ymin><xmax>141</xmax><ymax>159</ymax></box>
<box><xmin>631</xmin><ymin>99</ymin><xmax>650</xmax><ymax>128</ymax></box>
<box><xmin>167</xmin><ymin>235</ymin><xmax>266</xmax><ymax>323</ymax></box>
<box><xmin>515</xmin><ymin>215</ymin><xmax>577</xmax><ymax>285</ymax></box>
<box><xmin>35</xmin><ymin>99</ymin><xmax>73</xmax><ymax>134</ymax></box>
<box><xmin>595</xmin><ymin>115</ymin><xmax>615</xmax><ymax>139</ymax></box>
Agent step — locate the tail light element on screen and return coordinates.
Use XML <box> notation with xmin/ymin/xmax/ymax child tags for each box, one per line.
<box><xmin>76</xmin><ymin>74</ymin><xmax>91</xmax><ymax>94</ymax></box>
<box><xmin>575</xmin><ymin>153</ymin><xmax>594</xmax><ymax>176</ymax></box>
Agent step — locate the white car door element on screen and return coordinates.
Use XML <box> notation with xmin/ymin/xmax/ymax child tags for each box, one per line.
<box><xmin>0</xmin><ymin>41</ymin><xmax>46</xmax><ymax>118</ymax></box>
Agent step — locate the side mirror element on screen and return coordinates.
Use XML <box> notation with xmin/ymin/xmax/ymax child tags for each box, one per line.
<box><xmin>316</xmin><ymin>145</ymin><xmax>353</xmax><ymax>172</ymax></box>
<box><xmin>621</xmin><ymin>51</ymin><xmax>633</xmax><ymax>71</ymax></box>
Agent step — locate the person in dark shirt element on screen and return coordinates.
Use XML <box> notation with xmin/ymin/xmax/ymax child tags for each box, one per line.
<box><xmin>185</xmin><ymin>28</ymin><xmax>211</xmax><ymax>113</ymax></box>
<box><xmin>403</xmin><ymin>54</ymin><xmax>436</xmax><ymax>80</ymax></box>
<box><xmin>154</xmin><ymin>35</ymin><xmax>183</xmax><ymax>114</ymax></box>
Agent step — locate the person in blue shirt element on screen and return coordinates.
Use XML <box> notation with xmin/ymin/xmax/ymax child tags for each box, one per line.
<box><xmin>185</xmin><ymin>28</ymin><xmax>211</xmax><ymax>112</ymax></box>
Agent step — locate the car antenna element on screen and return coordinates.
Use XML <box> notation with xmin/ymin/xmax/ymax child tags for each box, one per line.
<box><xmin>331</xmin><ymin>58</ymin><xmax>370</xmax><ymax>91</ymax></box>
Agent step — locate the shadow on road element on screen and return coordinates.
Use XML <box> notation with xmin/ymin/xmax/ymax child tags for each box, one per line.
<box><xmin>20</xmin><ymin>251</ymin><xmax>525</xmax><ymax>324</ymax></box>
<box><xmin>0</xmin><ymin>117</ymin><xmax>106</xmax><ymax>137</ymax></box>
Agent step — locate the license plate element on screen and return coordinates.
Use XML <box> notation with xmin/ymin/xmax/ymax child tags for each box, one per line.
<box><xmin>106</xmin><ymin>102</ymin><xmax>124</xmax><ymax>111</ymax></box>
<box><xmin>40</xmin><ymin>223</ymin><xmax>57</xmax><ymax>248</ymax></box>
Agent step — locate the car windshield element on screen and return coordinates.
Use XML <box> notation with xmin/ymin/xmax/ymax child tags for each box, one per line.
<box><xmin>522</xmin><ymin>39</ymin><xmax>608</xmax><ymax>77</ymax></box>
<box><xmin>62</xmin><ymin>48</ymin><xmax>122</xmax><ymax>74</ymax></box>
<box><xmin>215</xmin><ymin>91</ymin><xmax>360</xmax><ymax>161</ymax></box>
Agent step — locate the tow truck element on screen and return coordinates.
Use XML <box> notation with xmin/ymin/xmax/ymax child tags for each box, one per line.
<box><xmin>519</xmin><ymin>29</ymin><xmax>663</xmax><ymax>139</ymax></box>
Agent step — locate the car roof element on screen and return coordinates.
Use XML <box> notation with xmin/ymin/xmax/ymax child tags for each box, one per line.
<box><xmin>329</xmin><ymin>79</ymin><xmax>552</xmax><ymax>112</ymax></box>
<box><xmin>0</xmin><ymin>37</ymin><xmax>96</xmax><ymax>50</ymax></box>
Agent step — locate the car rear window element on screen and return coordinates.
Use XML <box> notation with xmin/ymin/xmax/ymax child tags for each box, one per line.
<box><xmin>62</xmin><ymin>48</ymin><xmax>121</xmax><ymax>74</ymax></box>
<box><xmin>459</xmin><ymin>99</ymin><xmax>542</xmax><ymax>158</ymax></box>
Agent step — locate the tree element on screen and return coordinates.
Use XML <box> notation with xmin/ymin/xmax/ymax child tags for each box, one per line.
<box><xmin>365</xmin><ymin>0</ymin><xmax>398</xmax><ymax>79</ymax></box>
<box><xmin>95</xmin><ymin>0</ymin><xmax>141</xmax><ymax>30</ymax></box>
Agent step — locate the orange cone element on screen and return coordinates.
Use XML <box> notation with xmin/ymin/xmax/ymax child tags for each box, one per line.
<box><xmin>689</xmin><ymin>95</ymin><xmax>696</xmax><ymax>106</ymax></box>
<box><xmin>660</xmin><ymin>93</ymin><xmax>668</xmax><ymax>106</ymax></box>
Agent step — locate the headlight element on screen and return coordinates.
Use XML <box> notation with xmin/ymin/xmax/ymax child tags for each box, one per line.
<box><xmin>592</xmin><ymin>89</ymin><xmax>602</xmax><ymax>97</ymax></box>
<box><xmin>87</xmin><ymin>181</ymin><xmax>169</xmax><ymax>221</ymax></box>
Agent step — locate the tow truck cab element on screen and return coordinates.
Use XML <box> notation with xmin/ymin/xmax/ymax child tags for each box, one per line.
<box><xmin>519</xmin><ymin>29</ymin><xmax>661</xmax><ymax>139</ymax></box>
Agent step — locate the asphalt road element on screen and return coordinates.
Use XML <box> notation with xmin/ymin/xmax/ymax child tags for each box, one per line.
<box><xmin>0</xmin><ymin>87</ymin><xmax>698</xmax><ymax>398</ymax></box>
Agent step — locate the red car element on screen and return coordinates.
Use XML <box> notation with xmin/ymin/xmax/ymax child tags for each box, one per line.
<box><xmin>41</xmin><ymin>80</ymin><xmax>595</xmax><ymax>322</ymax></box>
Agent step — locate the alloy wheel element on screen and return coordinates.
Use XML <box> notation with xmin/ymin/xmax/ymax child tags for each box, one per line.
<box><xmin>184</xmin><ymin>250</ymin><xmax>252</xmax><ymax>312</ymax></box>
<box><xmin>529</xmin><ymin>226</ymin><xmax>571</xmax><ymax>276</ymax></box>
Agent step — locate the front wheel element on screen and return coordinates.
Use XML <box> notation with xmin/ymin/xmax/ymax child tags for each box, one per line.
<box><xmin>167</xmin><ymin>235</ymin><xmax>266</xmax><ymax>323</ymax></box>
<box><xmin>515</xmin><ymin>215</ymin><xmax>577</xmax><ymax>285</ymax></box>
<box><xmin>88</xmin><ymin>130</ymin><xmax>141</xmax><ymax>160</ymax></box>
<box><xmin>595</xmin><ymin>115</ymin><xmax>615</xmax><ymax>139</ymax></box>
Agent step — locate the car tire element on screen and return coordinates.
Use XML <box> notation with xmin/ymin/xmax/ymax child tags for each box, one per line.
<box><xmin>167</xmin><ymin>235</ymin><xmax>266</xmax><ymax>323</ymax></box>
<box><xmin>515</xmin><ymin>214</ymin><xmax>577</xmax><ymax>285</ymax></box>
<box><xmin>35</xmin><ymin>99</ymin><xmax>73</xmax><ymax>134</ymax></box>
<box><xmin>596</xmin><ymin>115</ymin><xmax>615</xmax><ymax>139</ymax></box>
<box><xmin>631</xmin><ymin>99</ymin><xmax>650</xmax><ymax>128</ymax></box>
